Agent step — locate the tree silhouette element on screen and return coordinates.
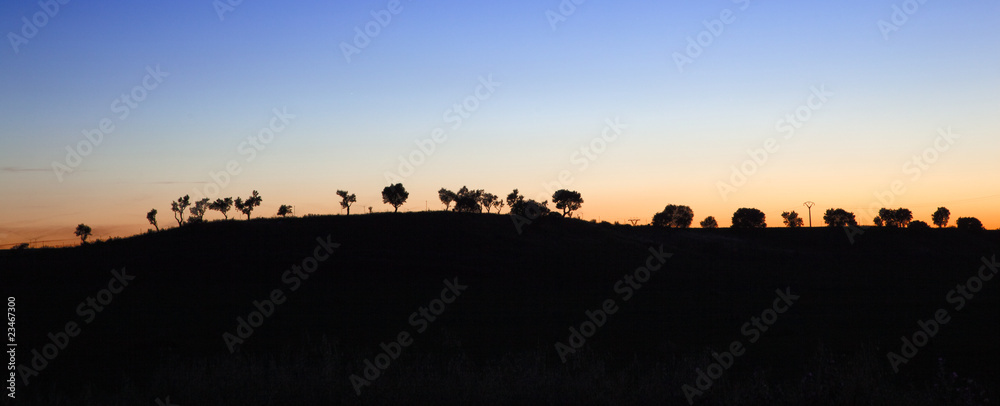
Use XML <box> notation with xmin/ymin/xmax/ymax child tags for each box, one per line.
<box><xmin>932</xmin><ymin>207</ymin><xmax>950</xmax><ymax>228</ymax></box>
<box><xmin>381</xmin><ymin>183</ymin><xmax>408</xmax><ymax>212</ymax></box>
<box><xmin>878</xmin><ymin>208</ymin><xmax>912</xmax><ymax>228</ymax></box>
<box><xmin>209</xmin><ymin>197</ymin><xmax>234</xmax><ymax>219</ymax></box>
<box><xmin>234</xmin><ymin>190</ymin><xmax>262</xmax><ymax>220</ymax></box>
<box><xmin>732</xmin><ymin>208</ymin><xmax>766</xmax><ymax>228</ymax></box>
<box><xmin>781</xmin><ymin>211</ymin><xmax>804</xmax><ymax>228</ymax></box>
<box><xmin>438</xmin><ymin>188</ymin><xmax>457</xmax><ymax>211</ymax></box>
<box><xmin>480</xmin><ymin>193</ymin><xmax>500</xmax><ymax>213</ymax></box>
<box><xmin>908</xmin><ymin>220</ymin><xmax>931</xmax><ymax>229</ymax></box>
<box><xmin>700</xmin><ymin>216</ymin><xmax>718</xmax><ymax>228</ymax></box>
<box><xmin>652</xmin><ymin>205</ymin><xmax>694</xmax><ymax>228</ymax></box>
<box><xmin>188</xmin><ymin>198</ymin><xmax>210</xmax><ymax>223</ymax></box>
<box><xmin>277</xmin><ymin>205</ymin><xmax>293</xmax><ymax>217</ymax></box>
<box><xmin>146</xmin><ymin>209</ymin><xmax>159</xmax><ymax>231</ymax></box>
<box><xmin>337</xmin><ymin>190</ymin><xmax>357</xmax><ymax>215</ymax></box>
<box><xmin>506</xmin><ymin>189</ymin><xmax>522</xmax><ymax>209</ymax></box>
<box><xmin>75</xmin><ymin>223</ymin><xmax>92</xmax><ymax>243</ymax></box>
<box><xmin>552</xmin><ymin>190</ymin><xmax>583</xmax><ymax>218</ymax></box>
<box><xmin>453</xmin><ymin>186</ymin><xmax>483</xmax><ymax>213</ymax></box>
<box><xmin>956</xmin><ymin>217</ymin><xmax>985</xmax><ymax>231</ymax></box>
<box><xmin>873</xmin><ymin>216</ymin><xmax>884</xmax><ymax>227</ymax></box>
<box><xmin>171</xmin><ymin>195</ymin><xmax>191</xmax><ymax>226</ymax></box>
<box><xmin>823</xmin><ymin>209</ymin><xmax>857</xmax><ymax>227</ymax></box>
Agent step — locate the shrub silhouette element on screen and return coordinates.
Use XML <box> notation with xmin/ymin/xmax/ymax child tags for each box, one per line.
<box><xmin>381</xmin><ymin>183</ymin><xmax>408</xmax><ymax>212</ymax></box>
<box><xmin>823</xmin><ymin>209</ymin><xmax>857</xmax><ymax>227</ymax></box>
<box><xmin>552</xmin><ymin>189</ymin><xmax>583</xmax><ymax>218</ymax></box>
<box><xmin>652</xmin><ymin>205</ymin><xmax>693</xmax><ymax>228</ymax></box>
<box><xmin>731</xmin><ymin>208</ymin><xmax>766</xmax><ymax>228</ymax></box>
<box><xmin>75</xmin><ymin>223</ymin><xmax>92</xmax><ymax>243</ymax></box>
<box><xmin>956</xmin><ymin>217</ymin><xmax>985</xmax><ymax>231</ymax></box>
<box><xmin>781</xmin><ymin>211</ymin><xmax>804</xmax><ymax>228</ymax></box>
<box><xmin>337</xmin><ymin>190</ymin><xmax>357</xmax><ymax>215</ymax></box>
<box><xmin>908</xmin><ymin>220</ymin><xmax>930</xmax><ymax>229</ymax></box>
<box><xmin>933</xmin><ymin>207</ymin><xmax>950</xmax><ymax>228</ymax></box>
<box><xmin>209</xmin><ymin>197</ymin><xmax>234</xmax><ymax>219</ymax></box>
<box><xmin>453</xmin><ymin>186</ymin><xmax>484</xmax><ymax>213</ymax></box>
<box><xmin>146</xmin><ymin>208</ymin><xmax>159</xmax><ymax>231</ymax></box>
<box><xmin>700</xmin><ymin>216</ymin><xmax>718</xmax><ymax>228</ymax></box>
<box><xmin>277</xmin><ymin>205</ymin><xmax>293</xmax><ymax>217</ymax></box>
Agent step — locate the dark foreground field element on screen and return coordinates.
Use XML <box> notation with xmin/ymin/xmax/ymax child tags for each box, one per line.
<box><xmin>2</xmin><ymin>213</ymin><xmax>998</xmax><ymax>405</ymax></box>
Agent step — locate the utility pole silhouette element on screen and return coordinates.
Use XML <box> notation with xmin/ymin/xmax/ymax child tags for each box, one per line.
<box><xmin>804</xmin><ymin>201</ymin><xmax>815</xmax><ymax>227</ymax></box>
<box><xmin>627</xmin><ymin>218</ymin><xmax>641</xmax><ymax>226</ymax></box>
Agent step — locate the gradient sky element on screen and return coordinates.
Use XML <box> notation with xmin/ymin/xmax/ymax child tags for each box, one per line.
<box><xmin>2</xmin><ymin>0</ymin><xmax>998</xmax><ymax>246</ymax></box>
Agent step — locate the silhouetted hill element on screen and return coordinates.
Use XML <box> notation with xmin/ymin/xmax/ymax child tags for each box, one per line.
<box><xmin>3</xmin><ymin>213</ymin><xmax>998</xmax><ymax>404</ymax></box>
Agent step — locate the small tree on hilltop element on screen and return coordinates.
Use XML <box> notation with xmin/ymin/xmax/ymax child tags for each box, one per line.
<box><xmin>781</xmin><ymin>211</ymin><xmax>804</xmax><ymax>228</ymax></box>
<box><xmin>908</xmin><ymin>220</ymin><xmax>931</xmax><ymax>229</ymax></box>
<box><xmin>453</xmin><ymin>186</ymin><xmax>483</xmax><ymax>213</ymax></box>
<box><xmin>146</xmin><ymin>209</ymin><xmax>159</xmax><ymax>231</ymax></box>
<box><xmin>878</xmin><ymin>208</ymin><xmax>912</xmax><ymax>228</ymax></box>
<box><xmin>506</xmin><ymin>189</ymin><xmax>523</xmax><ymax>209</ymax></box>
<box><xmin>732</xmin><ymin>208</ymin><xmax>766</xmax><ymax>228</ymax></box>
<box><xmin>823</xmin><ymin>209</ymin><xmax>857</xmax><ymax>227</ymax></box>
<box><xmin>932</xmin><ymin>207</ymin><xmax>950</xmax><ymax>228</ymax></box>
<box><xmin>381</xmin><ymin>183</ymin><xmax>409</xmax><ymax>212</ymax></box>
<box><xmin>652</xmin><ymin>205</ymin><xmax>694</xmax><ymax>228</ymax></box>
<box><xmin>188</xmin><ymin>198</ymin><xmax>210</xmax><ymax>223</ymax></box>
<box><xmin>700</xmin><ymin>216</ymin><xmax>718</xmax><ymax>228</ymax></box>
<box><xmin>956</xmin><ymin>217</ymin><xmax>985</xmax><ymax>231</ymax></box>
<box><xmin>480</xmin><ymin>193</ymin><xmax>499</xmax><ymax>213</ymax></box>
<box><xmin>235</xmin><ymin>190</ymin><xmax>262</xmax><ymax>220</ymax></box>
<box><xmin>171</xmin><ymin>195</ymin><xmax>191</xmax><ymax>226</ymax></box>
<box><xmin>209</xmin><ymin>197</ymin><xmax>234</xmax><ymax>219</ymax></box>
<box><xmin>75</xmin><ymin>224</ymin><xmax>93</xmax><ymax>243</ymax></box>
<box><xmin>337</xmin><ymin>190</ymin><xmax>357</xmax><ymax>215</ymax></box>
<box><xmin>438</xmin><ymin>188</ymin><xmax>457</xmax><ymax>211</ymax></box>
<box><xmin>552</xmin><ymin>189</ymin><xmax>583</xmax><ymax>218</ymax></box>
<box><xmin>277</xmin><ymin>205</ymin><xmax>293</xmax><ymax>217</ymax></box>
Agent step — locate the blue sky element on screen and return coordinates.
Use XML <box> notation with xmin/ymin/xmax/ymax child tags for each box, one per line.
<box><xmin>1</xmin><ymin>0</ymin><xmax>998</xmax><ymax>244</ymax></box>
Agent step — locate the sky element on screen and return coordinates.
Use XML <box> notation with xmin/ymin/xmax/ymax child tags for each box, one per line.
<box><xmin>1</xmin><ymin>0</ymin><xmax>998</xmax><ymax>247</ymax></box>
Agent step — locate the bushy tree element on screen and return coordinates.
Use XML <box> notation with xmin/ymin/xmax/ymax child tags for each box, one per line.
<box><xmin>908</xmin><ymin>220</ymin><xmax>930</xmax><ymax>229</ymax></box>
<box><xmin>235</xmin><ymin>190</ymin><xmax>262</xmax><ymax>220</ymax></box>
<box><xmin>781</xmin><ymin>211</ymin><xmax>804</xmax><ymax>228</ymax></box>
<box><xmin>146</xmin><ymin>208</ymin><xmax>159</xmax><ymax>231</ymax></box>
<box><xmin>652</xmin><ymin>205</ymin><xmax>694</xmax><ymax>228</ymax></box>
<box><xmin>878</xmin><ymin>208</ymin><xmax>912</xmax><ymax>228</ymax></box>
<box><xmin>506</xmin><ymin>189</ymin><xmax>522</xmax><ymax>209</ymax></box>
<box><xmin>956</xmin><ymin>217</ymin><xmax>984</xmax><ymax>231</ymax></box>
<box><xmin>732</xmin><ymin>208</ymin><xmax>766</xmax><ymax>228</ymax></box>
<box><xmin>209</xmin><ymin>197</ymin><xmax>234</xmax><ymax>219</ymax></box>
<box><xmin>823</xmin><ymin>209</ymin><xmax>857</xmax><ymax>227</ymax></box>
<box><xmin>438</xmin><ymin>188</ymin><xmax>457</xmax><ymax>211</ymax></box>
<box><xmin>700</xmin><ymin>216</ymin><xmax>718</xmax><ymax>228</ymax></box>
<box><xmin>552</xmin><ymin>189</ymin><xmax>583</xmax><ymax>218</ymax></box>
<box><xmin>337</xmin><ymin>190</ymin><xmax>357</xmax><ymax>215</ymax></box>
<box><xmin>75</xmin><ymin>223</ymin><xmax>92</xmax><ymax>243</ymax></box>
<box><xmin>932</xmin><ymin>207</ymin><xmax>950</xmax><ymax>228</ymax></box>
<box><xmin>453</xmin><ymin>186</ymin><xmax>484</xmax><ymax>213</ymax></box>
<box><xmin>171</xmin><ymin>195</ymin><xmax>191</xmax><ymax>226</ymax></box>
<box><xmin>873</xmin><ymin>216</ymin><xmax>884</xmax><ymax>227</ymax></box>
<box><xmin>277</xmin><ymin>205</ymin><xmax>293</xmax><ymax>217</ymax></box>
<box><xmin>381</xmin><ymin>183</ymin><xmax>408</xmax><ymax>212</ymax></box>
<box><xmin>480</xmin><ymin>193</ymin><xmax>500</xmax><ymax>213</ymax></box>
<box><xmin>188</xmin><ymin>198</ymin><xmax>210</xmax><ymax>223</ymax></box>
